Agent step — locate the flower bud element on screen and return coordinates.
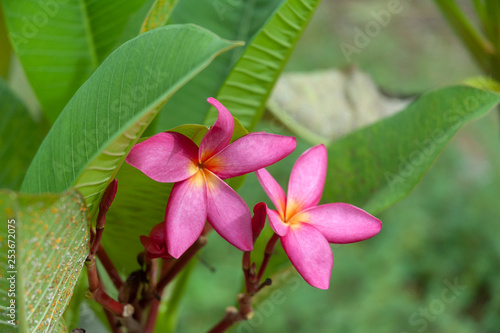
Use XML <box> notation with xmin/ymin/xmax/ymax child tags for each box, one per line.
<box><xmin>100</xmin><ymin>179</ymin><xmax>118</xmax><ymax>213</ymax></box>
<box><xmin>251</xmin><ymin>202</ymin><xmax>266</xmax><ymax>242</ymax></box>
<box><xmin>140</xmin><ymin>222</ymin><xmax>172</xmax><ymax>260</ymax></box>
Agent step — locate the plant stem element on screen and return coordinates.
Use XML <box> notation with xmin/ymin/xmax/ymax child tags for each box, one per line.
<box><xmin>85</xmin><ymin>179</ymin><xmax>136</xmax><ymax>323</ymax></box>
<box><xmin>144</xmin><ymin>299</ymin><xmax>160</xmax><ymax>333</ymax></box>
<box><xmin>433</xmin><ymin>0</ymin><xmax>494</xmax><ymax>72</ymax></box>
<box><xmin>207</xmin><ymin>307</ymin><xmax>243</xmax><ymax>333</ymax></box>
<box><xmin>156</xmin><ymin>235</ymin><xmax>207</xmax><ymax>292</ymax></box>
<box><xmin>97</xmin><ymin>244</ymin><xmax>124</xmax><ymax>290</ymax></box>
<box><xmin>256</xmin><ymin>233</ymin><xmax>279</xmax><ymax>284</ymax></box>
<box><xmin>242</xmin><ymin>251</ymin><xmax>252</xmax><ymax>293</ymax></box>
<box><xmin>85</xmin><ymin>258</ymin><xmax>132</xmax><ymax>317</ymax></box>
<box><xmin>207</xmin><ymin>233</ymin><xmax>279</xmax><ymax>333</ymax></box>
<box><xmin>143</xmin><ymin>235</ymin><xmax>208</xmax><ymax>330</ymax></box>
<box><xmin>97</xmin><ymin>269</ymin><xmax>123</xmax><ymax>333</ymax></box>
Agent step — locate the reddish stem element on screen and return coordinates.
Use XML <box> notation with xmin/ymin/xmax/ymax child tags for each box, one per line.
<box><xmin>242</xmin><ymin>251</ymin><xmax>252</xmax><ymax>293</ymax></box>
<box><xmin>86</xmin><ymin>259</ymin><xmax>132</xmax><ymax>317</ymax></box>
<box><xmin>207</xmin><ymin>307</ymin><xmax>241</xmax><ymax>333</ymax></box>
<box><xmin>156</xmin><ymin>235</ymin><xmax>207</xmax><ymax>292</ymax></box>
<box><xmin>90</xmin><ymin>180</ymin><xmax>117</xmax><ymax>256</ymax></box>
<box><xmin>97</xmin><ymin>270</ymin><xmax>123</xmax><ymax>333</ymax></box>
<box><xmin>143</xmin><ymin>235</ymin><xmax>208</xmax><ymax>330</ymax></box>
<box><xmin>207</xmin><ymin>233</ymin><xmax>280</xmax><ymax>332</ymax></box>
<box><xmin>256</xmin><ymin>233</ymin><xmax>279</xmax><ymax>284</ymax></box>
<box><xmin>146</xmin><ymin>257</ymin><xmax>158</xmax><ymax>290</ymax></box>
<box><xmin>144</xmin><ymin>299</ymin><xmax>160</xmax><ymax>333</ymax></box>
<box><xmin>161</xmin><ymin>257</ymin><xmax>176</xmax><ymax>276</ymax></box>
<box><xmin>97</xmin><ymin>244</ymin><xmax>124</xmax><ymax>290</ymax></box>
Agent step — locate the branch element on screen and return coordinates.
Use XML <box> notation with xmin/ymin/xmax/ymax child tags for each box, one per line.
<box><xmin>207</xmin><ymin>233</ymin><xmax>279</xmax><ymax>332</ymax></box>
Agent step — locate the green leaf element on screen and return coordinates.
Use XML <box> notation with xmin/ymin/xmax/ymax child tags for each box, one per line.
<box><xmin>204</xmin><ymin>0</ymin><xmax>321</xmax><ymax>130</ymax></box>
<box><xmin>2</xmin><ymin>0</ymin><xmax>147</xmax><ymax>122</ymax></box>
<box><xmin>141</xmin><ymin>0</ymin><xmax>179</xmax><ymax>33</ymax></box>
<box><xmin>104</xmin><ymin>120</ymin><xmax>248</xmax><ymax>272</ymax></box>
<box><xmin>20</xmin><ymin>25</ymin><xmax>242</xmax><ymax>220</ymax></box>
<box><xmin>433</xmin><ymin>0</ymin><xmax>493</xmax><ymax>73</ymax></box>
<box><xmin>323</xmin><ymin>85</ymin><xmax>500</xmax><ymax>214</ymax></box>
<box><xmin>62</xmin><ymin>273</ymin><xmax>87</xmax><ymax>332</ymax></box>
<box><xmin>154</xmin><ymin>0</ymin><xmax>285</xmax><ymax>130</ymax></box>
<box><xmin>0</xmin><ymin>190</ymin><xmax>89</xmax><ymax>333</ymax></box>
<box><xmin>0</xmin><ymin>78</ymin><xmax>48</xmax><ymax>190</ymax></box>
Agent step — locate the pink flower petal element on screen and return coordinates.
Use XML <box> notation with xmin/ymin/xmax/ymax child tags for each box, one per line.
<box><xmin>204</xmin><ymin>171</ymin><xmax>253</xmax><ymax>251</ymax></box>
<box><xmin>286</xmin><ymin>144</ymin><xmax>327</xmax><ymax>216</ymax></box>
<box><xmin>205</xmin><ymin>133</ymin><xmax>296</xmax><ymax>179</ymax></box>
<box><xmin>266</xmin><ymin>206</ymin><xmax>290</xmax><ymax>237</ymax></box>
<box><xmin>146</xmin><ymin>222</ymin><xmax>166</xmax><ymax>243</ymax></box>
<box><xmin>281</xmin><ymin>223</ymin><xmax>333</xmax><ymax>290</ymax></box>
<box><xmin>303</xmin><ymin>203</ymin><xmax>382</xmax><ymax>244</ymax></box>
<box><xmin>199</xmin><ymin>97</ymin><xmax>234</xmax><ymax>162</ymax></box>
<box><xmin>126</xmin><ymin>132</ymin><xmax>199</xmax><ymax>183</ymax></box>
<box><xmin>165</xmin><ymin>172</ymin><xmax>207</xmax><ymax>258</ymax></box>
<box><xmin>140</xmin><ymin>235</ymin><xmax>163</xmax><ymax>256</ymax></box>
<box><xmin>255</xmin><ymin>168</ymin><xmax>286</xmax><ymax>217</ymax></box>
<box><xmin>140</xmin><ymin>232</ymin><xmax>171</xmax><ymax>260</ymax></box>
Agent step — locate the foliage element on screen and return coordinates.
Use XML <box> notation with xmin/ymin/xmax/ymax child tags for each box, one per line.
<box><xmin>0</xmin><ymin>190</ymin><xmax>89</xmax><ymax>332</ymax></box>
<box><xmin>0</xmin><ymin>0</ymin><xmax>499</xmax><ymax>332</ymax></box>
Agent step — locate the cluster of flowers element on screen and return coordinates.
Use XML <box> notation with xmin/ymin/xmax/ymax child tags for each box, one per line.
<box><xmin>126</xmin><ymin>98</ymin><xmax>381</xmax><ymax>289</ymax></box>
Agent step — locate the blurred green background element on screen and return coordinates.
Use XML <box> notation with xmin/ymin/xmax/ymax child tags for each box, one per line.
<box><xmin>175</xmin><ymin>1</ymin><xmax>500</xmax><ymax>332</ymax></box>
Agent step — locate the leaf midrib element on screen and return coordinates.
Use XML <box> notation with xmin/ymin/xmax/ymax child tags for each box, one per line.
<box><xmin>77</xmin><ymin>0</ymin><xmax>99</xmax><ymax>71</ymax></box>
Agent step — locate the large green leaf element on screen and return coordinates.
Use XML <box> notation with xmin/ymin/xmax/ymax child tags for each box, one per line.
<box><xmin>20</xmin><ymin>25</ymin><xmax>242</xmax><ymax>220</ymax></box>
<box><xmin>154</xmin><ymin>0</ymin><xmax>285</xmax><ymax>130</ymax></box>
<box><xmin>0</xmin><ymin>78</ymin><xmax>48</xmax><ymax>190</ymax></box>
<box><xmin>0</xmin><ymin>190</ymin><xmax>89</xmax><ymax>333</ymax></box>
<box><xmin>323</xmin><ymin>85</ymin><xmax>500</xmax><ymax>214</ymax></box>
<box><xmin>204</xmin><ymin>0</ymin><xmax>321</xmax><ymax>130</ymax></box>
<box><xmin>2</xmin><ymin>0</ymin><xmax>147</xmax><ymax>122</ymax></box>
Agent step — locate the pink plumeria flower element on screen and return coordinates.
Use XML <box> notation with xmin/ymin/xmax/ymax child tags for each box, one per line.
<box><xmin>255</xmin><ymin>144</ymin><xmax>382</xmax><ymax>289</ymax></box>
<box><xmin>126</xmin><ymin>98</ymin><xmax>296</xmax><ymax>258</ymax></box>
